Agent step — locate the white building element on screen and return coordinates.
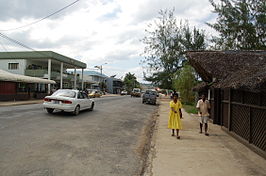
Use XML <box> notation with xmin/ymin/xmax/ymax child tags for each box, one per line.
<box><xmin>80</xmin><ymin>71</ymin><xmax>108</xmax><ymax>90</ymax></box>
<box><xmin>0</xmin><ymin>51</ymin><xmax>86</xmax><ymax>93</ymax></box>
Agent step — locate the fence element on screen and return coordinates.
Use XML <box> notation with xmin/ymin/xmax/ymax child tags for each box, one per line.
<box><xmin>218</xmin><ymin>88</ymin><xmax>266</xmax><ymax>154</ymax></box>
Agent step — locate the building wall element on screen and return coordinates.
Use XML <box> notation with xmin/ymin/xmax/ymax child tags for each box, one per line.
<box><xmin>215</xmin><ymin>88</ymin><xmax>266</xmax><ymax>155</ymax></box>
<box><xmin>0</xmin><ymin>59</ymin><xmax>26</xmax><ymax>75</ymax></box>
<box><xmin>0</xmin><ymin>57</ymin><xmax>84</xmax><ymax>90</ymax></box>
<box><xmin>82</xmin><ymin>75</ymin><xmax>96</xmax><ymax>89</ymax></box>
<box><xmin>106</xmin><ymin>78</ymin><xmax>114</xmax><ymax>93</ymax></box>
<box><xmin>0</xmin><ymin>81</ymin><xmax>49</xmax><ymax>101</ymax></box>
<box><xmin>106</xmin><ymin>77</ymin><xmax>122</xmax><ymax>94</ymax></box>
<box><xmin>91</xmin><ymin>75</ymin><xmax>105</xmax><ymax>82</ymax></box>
<box><xmin>0</xmin><ymin>81</ymin><xmax>16</xmax><ymax>95</ymax></box>
<box><xmin>83</xmin><ymin>75</ymin><xmax>93</xmax><ymax>82</ymax></box>
<box><xmin>82</xmin><ymin>74</ymin><xmax>107</xmax><ymax>89</ymax></box>
<box><xmin>0</xmin><ymin>58</ymin><xmax>72</xmax><ymax>78</ymax></box>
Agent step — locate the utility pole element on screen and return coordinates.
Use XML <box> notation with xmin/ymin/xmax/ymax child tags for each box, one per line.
<box><xmin>94</xmin><ymin>63</ymin><xmax>107</xmax><ymax>75</ymax></box>
<box><xmin>94</xmin><ymin>63</ymin><xmax>107</xmax><ymax>91</ymax></box>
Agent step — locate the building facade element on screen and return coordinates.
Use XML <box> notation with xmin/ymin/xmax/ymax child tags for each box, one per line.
<box><xmin>106</xmin><ymin>77</ymin><xmax>123</xmax><ymax>94</ymax></box>
<box><xmin>80</xmin><ymin>71</ymin><xmax>107</xmax><ymax>90</ymax></box>
<box><xmin>0</xmin><ymin>69</ymin><xmax>55</xmax><ymax>101</ymax></box>
<box><xmin>0</xmin><ymin>51</ymin><xmax>86</xmax><ymax>93</ymax></box>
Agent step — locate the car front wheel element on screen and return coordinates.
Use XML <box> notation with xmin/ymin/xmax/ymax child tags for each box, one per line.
<box><xmin>73</xmin><ymin>105</ymin><xmax>80</xmax><ymax>116</ymax></box>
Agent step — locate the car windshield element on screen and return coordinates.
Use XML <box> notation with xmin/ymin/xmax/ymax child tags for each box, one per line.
<box><xmin>52</xmin><ymin>90</ymin><xmax>76</xmax><ymax>98</ymax></box>
<box><xmin>133</xmin><ymin>89</ymin><xmax>140</xmax><ymax>93</ymax></box>
<box><xmin>146</xmin><ymin>90</ymin><xmax>156</xmax><ymax>95</ymax></box>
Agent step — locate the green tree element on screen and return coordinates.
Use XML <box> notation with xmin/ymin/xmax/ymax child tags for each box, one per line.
<box><xmin>208</xmin><ymin>0</ymin><xmax>266</xmax><ymax>50</ymax></box>
<box><xmin>142</xmin><ymin>9</ymin><xmax>206</xmax><ymax>89</ymax></box>
<box><xmin>123</xmin><ymin>72</ymin><xmax>140</xmax><ymax>92</ymax></box>
<box><xmin>173</xmin><ymin>65</ymin><xmax>197</xmax><ymax>104</ymax></box>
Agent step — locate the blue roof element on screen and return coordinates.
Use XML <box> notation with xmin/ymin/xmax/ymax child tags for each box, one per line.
<box><xmin>77</xmin><ymin>70</ymin><xmax>108</xmax><ymax>78</ymax></box>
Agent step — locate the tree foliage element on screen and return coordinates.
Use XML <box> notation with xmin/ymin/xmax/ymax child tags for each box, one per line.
<box><xmin>173</xmin><ymin>65</ymin><xmax>197</xmax><ymax>104</ymax></box>
<box><xmin>123</xmin><ymin>72</ymin><xmax>140</xmax><ymax>92</ymax></box>
<box><xmin>142</xmin><ymin>9</ymin><xmax>206</xmax><ymax>89</ymax></box>
<box><xmin>208</xmin><ymin>0</ymin><xmax>266</xmax><ymax>50</ymax></box>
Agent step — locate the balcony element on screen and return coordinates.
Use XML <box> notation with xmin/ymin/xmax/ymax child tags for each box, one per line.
<box><xmin>25</xmin><ymin>69</ymin><xmax>47</xmax><ymax>77</ymax></box>
<box><xmin>25</xmin><ymin>69</ymin><xmax>80</xmax><ymax>81</ymax></box>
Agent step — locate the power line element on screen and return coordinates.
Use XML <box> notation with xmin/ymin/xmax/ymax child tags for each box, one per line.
<box><xmin>0</xmin><ymin>32</ymin><xmax>37</xmax><ymax>51</ymax></box>
<box><xmin>0</xmin><ymin>0</ymin><xmax>80</xmax><ymax>31</ymax></box>
<box><xmin>0</xmin><ymin>32</ymin><xmax>52</xmax><ymax>58</ymax></box>
<box><xmin>0</xmin><ymin>39</ymin><xmax>8</xmax><ymax>51</ymax></box>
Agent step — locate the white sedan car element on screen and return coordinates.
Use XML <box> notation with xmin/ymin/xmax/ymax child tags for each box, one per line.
<box><xmin>43</xmin><ymin>89</ymin><xmax>94</xmax><ymax>115</ymax></box>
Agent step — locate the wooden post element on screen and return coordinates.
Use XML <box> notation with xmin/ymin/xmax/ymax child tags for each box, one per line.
<box><xmin>81</xmin><ymin>68</ymin><xmax>84</xmax><ymax>90</ymax></box>
<box><xmin>74</xmin><ymin>67</ymin><xmax>77</xmax><ymax>89</ymax></box>
<box><xmin>259</xmin><ymin>92</ymin><xmax>262</xmax><ymax>106</ymax></box>
<box><xmin>241</xmin><ymin>90</ymin><xmax>244</xmax><ymax>104</ymax></box>
<box><xmin>60</xmin><ymin>62</ymin><xmax>63</xmax><ymax>89</ymax></box>
<box><xmin>213</xmin><ymin>88</ymin><xmax>221</xmax><ymax>125</ymax></box>
<box><xmin>221</xmin><ymin>89</ymin><xmax>224</xmax><ymax>127</ymax></box>
<box><xmin>249</xmin><ymin>107</ymin><xmax>252</xmax><ymax>143</ymax></box>
<box><xmin>47</xmin><ymin>59</ymin><xmax>51</xmax><ymax>94</ymax></box>
<box><xmin>228</xmin><ymin>88</ymin><xmax>232</xmax><ymax>131</ymax></box>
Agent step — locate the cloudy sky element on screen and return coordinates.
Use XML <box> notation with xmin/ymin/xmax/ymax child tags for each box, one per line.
<box><xmin>0</xmin><ymin>0</ymin><xmax>217</xmax><ymax>82</ymax></box>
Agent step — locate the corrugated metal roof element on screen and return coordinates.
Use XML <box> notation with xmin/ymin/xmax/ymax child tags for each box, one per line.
<box><xmin>0</xmin><ymin>51</ymin><xmax>86</xmax><ymax>69</ymax></box>
<box><xmin>0</xmin><ymin>69</ymin><xmax>56</xmax><ymax>84</ymax></box>
<box><xmin>82</xmin><ymin>71</ymin><xmax>108</xmax><ymax>77</ymax></box>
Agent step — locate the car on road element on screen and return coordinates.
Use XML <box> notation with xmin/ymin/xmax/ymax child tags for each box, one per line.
<box><xmin>120</xmin><ymin>90</ymin><xmax>128</xmax><ymax>95</ymax></box>
<box><xmin>43</xmin><ymin>89</ymin><xmax>94</xmax><ymax>115</ymax></box>
<box><xmin>142</xmin><ymin>89</ymin><xmax>157</xmax><ymax>105</ymax></box>
<box><xmin>131</xmin><ymin>88</ymin><xmax>141</xmax><ymax>97</ymax></box>
<box><xmin>89</xmin><ymin>90</ymin><xmax>102</xmax><ymax>98</ymax></box>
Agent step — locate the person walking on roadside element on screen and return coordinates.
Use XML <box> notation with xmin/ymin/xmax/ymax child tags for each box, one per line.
<box><xmin>168</xmin><ymin>93</ymin><xmax>183</xmax><ymax>139</ymax></box>
<box><xmin>170</xmin><ymin>90</ymin><xmax>177</xmax><ymax>99</ymax></box>
<box><xmin>196</xmin><ymin>94</ymin><xmax>211</xmax><ymax>136</ymax></box>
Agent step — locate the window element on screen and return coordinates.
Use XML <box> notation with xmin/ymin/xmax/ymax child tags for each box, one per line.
<box><xmin>8</xmin><ymin>63</ymin><xmax>19</xmax><ymax>70</ymax></box>
<box><xmin>82</xmin><ymin>92</ymin><xmax>88</xmax><ymax>99</ymax></box>
<box><xmin>78</xmin><ymin>92</ymin><xmax>85</xmax><ymax>99</ymax></box>
<box><xmin>52</xmin><ymin>90</ymin><xmax>76</xmax><ymax>98</ymax></box>
<box><xmin>17</xmin><ymin>83</ymin><xmax>27</xmax><ymax>92</ymax></box>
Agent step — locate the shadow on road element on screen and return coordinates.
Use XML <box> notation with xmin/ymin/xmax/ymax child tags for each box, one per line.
<box><xmin>43</xmin><ymin>109</ymin><xmax>96</xmax><ymax>118</ymax></box>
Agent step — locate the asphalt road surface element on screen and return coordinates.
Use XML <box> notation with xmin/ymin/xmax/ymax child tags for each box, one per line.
<box><xmin>0</xmin><ymin>96</ymin><xmax>158</xmax><ymax>176</ymax></box>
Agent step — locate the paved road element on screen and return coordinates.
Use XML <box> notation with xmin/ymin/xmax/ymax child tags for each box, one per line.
<box><xmin>0</xmin><ymin>96</ymin><xmax>158</xmax><ymax>176</ymax></box>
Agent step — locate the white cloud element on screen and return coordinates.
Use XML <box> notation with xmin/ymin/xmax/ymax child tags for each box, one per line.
<box><xmin>0</xmin><ymin>0</ymin><xmax>217</xmax><ymax>82</ymax></box>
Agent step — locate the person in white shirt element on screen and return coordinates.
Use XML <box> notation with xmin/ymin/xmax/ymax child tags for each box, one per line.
<box><xmin>196</xmin><ymin>94</ymin><xmax>211</xmax><ymax>136</ymax></box>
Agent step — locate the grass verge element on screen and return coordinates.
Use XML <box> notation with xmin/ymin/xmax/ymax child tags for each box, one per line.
<box><xmin>183</xmin><ymin>104</ymin><xmax>198</xmax><ymax>114</ymax></box>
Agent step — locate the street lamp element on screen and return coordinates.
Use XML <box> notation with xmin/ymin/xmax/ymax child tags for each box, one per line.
<box><xmin>94</xmin><ymin>62</ymin><xmax>107</xmax><ymax>75</ymax></box>
<box><xmin>94</xmin><ymin>63</ymin><xmax>107</xmax><ymax>92</ymax></box>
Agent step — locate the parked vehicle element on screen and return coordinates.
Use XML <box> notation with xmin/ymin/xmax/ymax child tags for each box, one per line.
<box><xmin>43</xmin><ymin>89</ymin><xmax>94</xmax><ymax>115</ymax></box>
<box><xmin>142</xmin><ymin>89</ymin><xmax>157</xmax><ymax>105</ymax></box>
<box><xmin>121</xmin><ymin>90</ymin><xmax>128</xmax><ymax>95</ymax></box>
<box><xmin>89</xmin><ymin>90</ymin><xmax>102</xmax><ymax>98</ymax></box>
<box><xmin>131</xmin><ymin>88</ymin><xmax>141</xmax><ymax>97</ymax></box>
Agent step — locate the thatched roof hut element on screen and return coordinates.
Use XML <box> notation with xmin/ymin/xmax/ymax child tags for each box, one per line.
<box><xmin>186</xmin><ymin>51</ymin><xmax>266</xmax><ymax>92</ymax></box>
<box><xmin>192</xmin><ymin>82</ymin><xmax>209</xmax><ymax>92</ymax></box>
